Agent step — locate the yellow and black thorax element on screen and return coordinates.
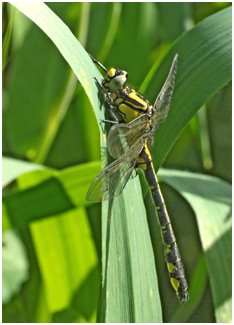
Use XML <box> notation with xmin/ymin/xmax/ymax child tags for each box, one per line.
<box><xmin>102</xmin><ymin>67</ymin><xmax>153</xmax><ymax>123</ymax></box>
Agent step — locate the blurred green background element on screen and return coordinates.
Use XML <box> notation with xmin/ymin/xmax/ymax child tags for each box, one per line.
<box><xmin>2</xmin><ymin>2</ymin><xmax>231</xmax><ymax>323</ymax></box>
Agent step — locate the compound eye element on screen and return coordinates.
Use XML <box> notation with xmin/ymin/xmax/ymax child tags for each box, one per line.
<box><xmin>109</xmin><ymin>71</ymin><xmax>128</xmax><ymax>91</ymax></box>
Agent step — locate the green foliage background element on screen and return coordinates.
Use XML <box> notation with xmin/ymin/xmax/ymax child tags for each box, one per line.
<box><xmin>2</xmin><ymin>2</ymin><xmax>231</xmax><ymax>323</ymax></box>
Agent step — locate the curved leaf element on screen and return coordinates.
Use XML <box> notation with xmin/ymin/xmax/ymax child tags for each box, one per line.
<box><xmin>159</xmin><ymin>169</ymin><xmax>232</xmax><ymax>323</ymax></box>
<box><xmin>2</xmin><ymin>157</ymin><xmax>44</xmax><ymax>188</ymax></box>
<box><xmin>148</xmin><ymin>7</ymin><xmax>231</xmax><ymax>170</ymax></box>
<box><xmin>3</xmin><ymin>161</ymin><xmax>101</xmax><ymax>230</ymax></box>
<box><xmin>101</xmin><ymin>177</ymin><xmax>162</xmax><ymax>322</ymax></box>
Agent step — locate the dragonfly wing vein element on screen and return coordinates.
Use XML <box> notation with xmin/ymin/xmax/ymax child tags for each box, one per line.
<box><xmin>86</xmin><ymin>137</ymin><xmax>146</xmax><ymax>202</ymax></box>
<box><xmin>153</xmin><ymin>54</ymin><xmax>178</xmax><ymax>124</ymax></box>
<box><xmin>147</xmin><ymin>54</ymin><xmax>178</xmax><ymax>151</ymax></box>
<box><xmin>107</xmin><ymin>115</ymin><xmax>149</xmax><ymax>159</ymax></box>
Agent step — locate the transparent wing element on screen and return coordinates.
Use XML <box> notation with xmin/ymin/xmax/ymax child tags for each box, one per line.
<box><xmin>86</xmin><ymin>136</ymin><xmax>147</xmax><ymax>202</ymax></box>
<box><xmin>153</xmin><ymin>54</ymin><xmax>178</xmax><ymax>122</ymax></box>
<box><xmin>107</xmin><ymin>114</ymin><xmax>149</xmax><ymax>159</ymax></box>
<box><xmin>148</xmin><ymin>54</ymin><xmax>178</xmax><ymax>151</ymax></box>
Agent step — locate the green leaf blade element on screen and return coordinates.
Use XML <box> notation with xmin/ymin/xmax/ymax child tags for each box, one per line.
<box><xmin>102</xmin><ymin>177</ymin><xmax>162</xmax><ymax>322</ymax></box>
<box><xmin>30</xmin><ymin>207</ymin><xmax>99</xmax><ymax>319</ymax></box>
<box><xmin>2</xmin><ymin>157</ymin><xmax>44</xmax><ymax>188</ymax></box>
<box><xmin>159</xmin><ymin>169</ymin><xmax>232</xmax><ymax>323</ymax></box>
<box><xmin>149</xmin><ymin>7</ymin><xmax>232</xmax><ymax>171</ymax></box>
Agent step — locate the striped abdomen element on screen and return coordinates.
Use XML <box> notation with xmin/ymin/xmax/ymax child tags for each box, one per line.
<box><xmin>138</xmin><ymin>145</ymin><xmax>189</xmax><ymax>303</ymax></box>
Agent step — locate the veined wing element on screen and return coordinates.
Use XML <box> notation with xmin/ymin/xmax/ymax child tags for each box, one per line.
<box><xmin>86</xmin><ymin>135</ymin><xmax>147</xmax><ymax>202</ymax></box>
<box><xmin>148</xmin><ymin>54</ymin><xmax>178</xmax><ymax>151</ymax></box>
<box><xmin>153</xmin><ymin>54</ymin><xmax>178</xmax><ymax>122</ymax></box>
<box><xmin>107</xmin><ymin>114</ymin><xmax>150</xmax><ymax>159</ymax></box>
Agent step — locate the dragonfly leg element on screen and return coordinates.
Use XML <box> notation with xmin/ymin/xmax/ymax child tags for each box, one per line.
<box><xmin>106</xmin><ymin>105</ymin><xmax>120</xmax><ymax>123</ymax></box>
<box><xmin>94</xmin><ymin>77</ymin><xmax>114</xmax><ymax>103</ymax></box>
<box><xmin>89</xmin><ymin>54</ymin><xmax>107</xmax><ymax>72</ymax></box>
<box><xmin>101</xmin><ymin>119</ymin><xmax>118</xmax><ymax>125</ymax></box>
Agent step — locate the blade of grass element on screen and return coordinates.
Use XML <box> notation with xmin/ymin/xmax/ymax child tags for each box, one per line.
<box><xmin>146</xmin><ymin>7</ymin><xmax>231</xmax><ymax>171</ymax></box>
<box><xmin>30</xmin><ymin>207</ymin><xmax>99</xmax><ymax>317</ymax></box>
<box><xmin>101</xmin><ymin>177</ymin><xmax>162</xmax><ymax>322</ymax></box>
<box><xmin>159</xmin><ymin>169</ymin><xmax>232</xmax><ymax>323</ymax></box>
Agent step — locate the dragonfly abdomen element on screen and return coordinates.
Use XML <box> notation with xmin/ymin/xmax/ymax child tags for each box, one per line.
<box><xmin>139</xmin><ymin>146</ymin><xmax>189</xmax><ymax>303</ymax></box>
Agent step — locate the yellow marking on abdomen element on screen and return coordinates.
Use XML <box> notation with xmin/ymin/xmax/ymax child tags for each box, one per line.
<box><xmin>140</xmin><ymin>164</ymin><xmax>147</xmax><ymax>171</ymax></box>
<box><xmin>137</xmin><ymin>157</ymin><xmax>148</xmax><ymax>170</ymax></box>
<box><xmin>137</xmin><ymin>157</ymin><xmax>145</xmax><ymax>164</ymax></box>
<box><xmin>144</xmin><ymin>145</ymin><xmax>152</xmax><ymax>157</ymax></box>
<box><xmin>166</xmin><ymin>245</ymin><xmax>171</xmax><ymax>253</ymax></box>
<box><xmin>167</xmin><ymin>262</ymin><xmax>177</xmax><ymax>273</ymax></box>
<box><xmin>170</xmin><ymin>278</ymin><xmax>180</xmax><ymax>291</ymax></box>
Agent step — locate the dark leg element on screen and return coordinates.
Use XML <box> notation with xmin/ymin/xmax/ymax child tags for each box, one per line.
<box><xmin>89</xmin><ymin>54</ymin><xmax>107</xmax><ymax>72</ymax></box>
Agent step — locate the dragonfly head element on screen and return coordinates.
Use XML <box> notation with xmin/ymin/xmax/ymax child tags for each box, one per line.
<box><xmin>102</xmin><ymin>68</ymin><xmax>128</xmax><ymax>92</ymax></box>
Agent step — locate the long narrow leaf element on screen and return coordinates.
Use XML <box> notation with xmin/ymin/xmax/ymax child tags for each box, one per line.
<box><xmin>101</xmin><ymin>178</ymin><xmax>162</xmax><ymax>322</ymax></box>
<box><xmin>159</xmin><ymin>169</ymin><xmax>232</xmax><ymax>323</ymax></box>
<box><xmin>30</xmin><ymin>207</ymin><xmax>99</xmax><ymax>319</ymax></box>
<box><xmin>148</xmin><ymin>7</ymin><xmax>231</xmax><ymax>171</ymax></box>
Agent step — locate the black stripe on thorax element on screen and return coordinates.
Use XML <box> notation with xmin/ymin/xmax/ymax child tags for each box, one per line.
<box><xmin>117</xmin><ymin>87</ymin><xmax>152</xmax><ymax>112</ymax></box>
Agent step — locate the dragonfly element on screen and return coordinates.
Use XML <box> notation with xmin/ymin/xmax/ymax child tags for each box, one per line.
<box><xmin>86</xmin><ymin>54</ymin><xmax>189</xmax><ymax>303</ymax></box>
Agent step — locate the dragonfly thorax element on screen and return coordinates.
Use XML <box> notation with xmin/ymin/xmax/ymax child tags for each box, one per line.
<box><xmin>102</xmin><ymin>68</ymin><xmax>128</xmax><ymax>92</ymax></box>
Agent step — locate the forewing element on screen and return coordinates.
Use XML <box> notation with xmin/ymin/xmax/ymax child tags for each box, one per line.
<box><xmin>153</xmin><ymin>54</ymin><xmax>178</xmax><ymax>123</ymax></box>
<box><xmin>146</xmin><ymin>123</ymin><xmax>158</xmax><ymax>153</ymax></box>
<box><xmin>107</xmin><ymin>114</ymin><xmax>149</xmax><ymax>159</ymax></box>
<box><xmin>148</xmin><ymin>54</ymin><xmax>178</xmax><ymax>151</ymax></box>
<box><xmin>86</xmin><ymin>136</ymin><xmax>146</xmax><ymax>202</ymax></box>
